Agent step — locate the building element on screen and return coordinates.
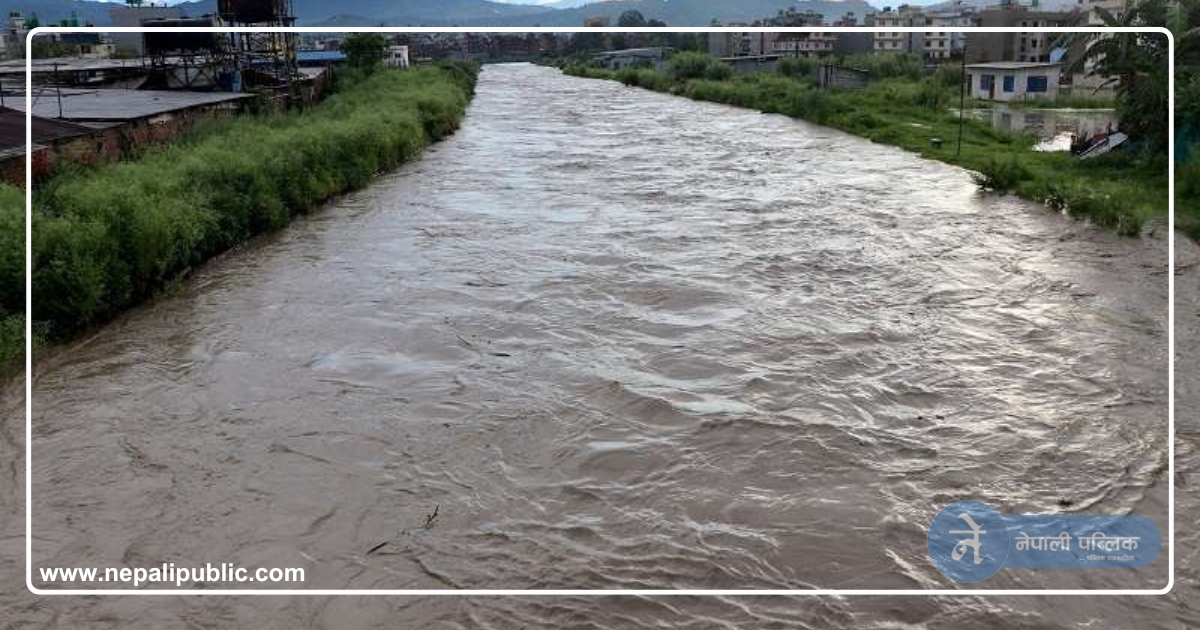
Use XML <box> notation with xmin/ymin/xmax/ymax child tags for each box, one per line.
<box><xmin>385</xmin><ymin>45</ymin><xmax>410</xmax><ymax>69</ymax></box>
<box><xmin>969</xmin><ymin>6</ymin><xmax>1082</xmax><ymax>63</ymax></box>
<box><xmin>708</xmin><ymin>31</ymin><xmax>777</xmax><ymax>58</ymax></box>
<box><xmin>56</xmin><ymin>33</ymin><xmax>116</xmax><ymax>59</ymax></box>
<box><xmin>108</xmin><ymin>4</ymin><xmax>184</xmax><ymax>55</ymax></box>
<box><xmin>0</xmin><ymin>88</ymin><xmax>252</xmax><ymax>184</ymax></box>
<box><xmin>923</xmin><ymin>3</ymin><xmax>975</xmax><ymax>60</ymax></box>
<box><xmin>1</xmin><ymin>12</ymin><xmax>30</xmax><ymax>59</ymax></box>
<box><xmin>966</xmin><ymin>61</ymin><xmax>1062</xmax><ymax>101</ymax></box>
<box><xmin>772</xmin><ymin>32</ymin><xmax>838</xmax><ymax>57</ymax></box>
<box><xmin>873</xmin><ymin>6</ymin><xmax>926</xmax><ymax>55</ymax></box>
<box><xmin>591</xmin><ymin>47</ymin><xmax>673</xmax><ymax>71</ymax></box>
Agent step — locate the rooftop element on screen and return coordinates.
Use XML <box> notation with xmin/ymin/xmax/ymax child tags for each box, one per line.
<box><xmin>965</xmin><ymin>61</ymin><xmax>1062</xmax><ymax>70</ymax></box>
<box><xmin>0</xmin><ymin>106</ymin><xmax>94</xmax><ymax>155</ymax></box>
<box><xmin>8</xmin><ymin>88</ymin><xmax>253</xmax><ymax>122</ymax></box>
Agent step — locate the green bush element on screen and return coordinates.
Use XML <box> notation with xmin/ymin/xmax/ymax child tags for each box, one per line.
<box><xmin>0</xmin><ymin>310</ymin><xmax>21</xmax><ymax>376</ymax></box>
<box><xmin>667</xmin><ymin>51</ymin><xmax>732</xmax><ymax>82</ymax></box>
<box><xmin>30</xmin><ymin>62</ymin><xmax>479</xmax><ymax>337</ymax></box>
<box><xmin>838</xmin><ymin>53</ymin><xmax>923</xmax><ymax>80</ymax></box>
<box><xmin>0</xmin><ymin>184</ymin><xmax>23</xmax><ymax>315</ymax></box>
<box><xmin>778</xmin><ymin>57</ymin><xmax>816</xmax><ymax>82</ymax></box>
<box><xmin>971</xmin><ymin>157</ymin><xmax>1033</xmax><ymax>191</ymax></box>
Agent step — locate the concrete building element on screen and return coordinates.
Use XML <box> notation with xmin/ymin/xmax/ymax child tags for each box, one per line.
<box><xmin>923</xmin><ymin>3</ymin><xmax>975</xmax><ymax>59</ymax></box>
<box><xmin>772</xmin><ymin>32</ymin><xmax>838</xmax><ymax>57</ymax></box>
<box><xmin>966</xmin><ymin>61</ymin><xmax>1062</xmax><ymax>102</ymax></box>
<box><xmin>968</xmin><ymin>6</ymin><xmax>1082</xmax><ymax>63</ymax></box>
<box><xmin>708</xmin><ymin>31</ymin><xmax>777</xmax><ymax>58</ymax></box>
<box><xmin>873</xmin><ymin>6</ymin><xmax>926</xmax><ymax>55</ymax></box>
<box><xmin>591</xmin><ymin>47</ymin><xmax>673</xmax><ymax>71</ymax></box>
<box><xmin>109</xmin><ymin>4</ymin><xmax>184</xmax><ymax>55</ymax></box>
<box><xmin>1</xmin><ymin>12</ymin><xmax>30</xmax><ymax>59</ymax></box>
<box><xmin>385</xmin><ymin>45</ymin><xmax>410</xmax><ymax>69</ymax></box>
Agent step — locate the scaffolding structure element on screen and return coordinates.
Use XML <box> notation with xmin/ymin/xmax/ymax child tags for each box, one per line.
<box><xmin>142</xmin><ymin>17</ymin><xmax>233</xmax><ymax>90</ymax></box>
<box><xmin>217</xmin><ymin>0</ymin><xmax>298</xmax><ymax>90</ymax></box>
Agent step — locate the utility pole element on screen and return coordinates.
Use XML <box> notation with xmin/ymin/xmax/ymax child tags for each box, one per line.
<box><xmin>957</xmin><ymin>37</ymin><xmax>967</xmax><ymax>157</ymax></box>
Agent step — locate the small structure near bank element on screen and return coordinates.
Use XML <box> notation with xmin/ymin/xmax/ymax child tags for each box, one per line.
<box><xmin>966</xmin><ymin>62</ymin><xmax>1061</xmax><ymax>102</ymax></box>
<box><xmin>591</xmin><ymin>47</ymin><xmax>673</xmax><ymax>72</ymax></box>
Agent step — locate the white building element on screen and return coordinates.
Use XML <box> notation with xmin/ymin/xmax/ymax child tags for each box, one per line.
<box><xmin>967</xmin><ymin>61</ymin><xmax>1062</xmax><ymax>102</ymax></box>
<box><xmin>386</xmin><ymin>45</ymin><xmax>409</xmax><ymax>69</ymax></box>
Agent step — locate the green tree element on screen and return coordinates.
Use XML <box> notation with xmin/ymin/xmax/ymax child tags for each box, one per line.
<box><xmin>341</xmin><ymin>33</ymin><xmax>387</xmax><ymax>71</ymax></box>
<box><xmin>618</xmin><ymin>10</ymin><xmax>647</xmax><ymax>28</ymax></box>
<box><xmin>1065</xmin><ymin>0</ymin><xmax>1173</xmax><ymax>152</ymax></box>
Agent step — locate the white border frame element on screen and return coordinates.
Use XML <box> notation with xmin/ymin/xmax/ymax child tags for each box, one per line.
<box><xmin>23</xmin><ymin>25</ymin><xmax>1175</xmax><ymax>596</ymax></box>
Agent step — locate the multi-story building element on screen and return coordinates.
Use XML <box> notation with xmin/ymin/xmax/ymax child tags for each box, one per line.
<box><xmin>872</xmin><ymin>5</ymin><xmax>926</xmax><ymax>55</ymax></box>
<box><xmin>708</xmin><ymin>29</ymin><xmax>778</xmax><ymax>58</ymax></box>
<box><xmin>109</xmin><ymin>5</ymin><xmax>184</xmax><ymax>55</ymax></box>
<box><xmin>923</xmin><ymin>3</ymin><xmax>975</xmax><ymax>60</ymax></box>
<box><xmin>968</xmin><ymin>4</ymin><xmax>1082</xmax><ymax>64</ymax></box>
<box><xmin>1</xmin><ymin>12</ymin><xmax>30</xmax><ymax>59</ymax></box>
<box><xmin>772</xmin><ymin>32</ymin><xmax>838</xmax><ymax>57</ymax></box>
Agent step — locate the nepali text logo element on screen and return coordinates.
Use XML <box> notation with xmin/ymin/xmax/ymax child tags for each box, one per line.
<box><xmin>927</xmin><ymin>500</ymin><xmax>1161</xmax><ymax>583</ymax></box>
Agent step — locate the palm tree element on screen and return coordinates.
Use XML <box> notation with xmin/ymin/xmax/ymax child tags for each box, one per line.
<box><xmin>1061</xmin><ymin>0</ymin><xmax>1173</xmax><ymax>152</ymax></box>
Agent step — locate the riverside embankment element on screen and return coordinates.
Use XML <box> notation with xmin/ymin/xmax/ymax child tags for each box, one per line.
<box><xmin>562</xmin><ymin>57</ymin><xmax>1173</xmax><ymax>239</ymax></box>
<box><xmin>0</xmin><ymin>61</ymin><xmax>478</xmax><ymax>373</ymax></box>
<box><xmin>6</xmin><ymin>64</ymin><xmax>1179</xmax><ymax>619</ymax></box>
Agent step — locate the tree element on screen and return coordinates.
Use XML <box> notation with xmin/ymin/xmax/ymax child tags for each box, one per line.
<box><xmin>1065</xmin><ymin>0</ymin><xmax>1172</xmax><ymax>152</ymax></box>
<box><xmin>341</xmin><ymin>33</ymin><xmax>387</xmax><ymax>71</ymax></box>
<box><xmin>618</xmin><ymin>10</ymin><xmax>647</xmax><ymax>28</ymax></box>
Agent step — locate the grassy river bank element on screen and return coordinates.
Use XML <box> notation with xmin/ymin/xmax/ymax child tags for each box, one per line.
<box><xmin>0</xmin><ymin>61</ymin><xmax>480</xmax><ymax>375</ymax></box>
<box><xmin>561</xmin><ymin>56</ymin><xmax>1175</xmax><ymax>241</ymax></box>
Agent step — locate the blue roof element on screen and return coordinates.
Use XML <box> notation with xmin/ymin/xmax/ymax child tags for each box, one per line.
<box><xmin>297</xmin><ymin>50</ymin><xmax>346</xmax><ymax>62</ymax></box>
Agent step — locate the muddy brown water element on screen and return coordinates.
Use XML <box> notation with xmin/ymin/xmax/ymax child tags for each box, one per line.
<box><xmin>2</xmin><ymin>63</ymin><xmax>1196</xmax><ymax>627</ymax></box>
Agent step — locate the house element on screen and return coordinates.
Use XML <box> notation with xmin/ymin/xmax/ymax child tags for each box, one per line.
<box><xmin>591</xmin><ymin>47</ymin><xmax>673</xmax><ymax>71</ymax></box>
<box><xmin>966</xmin><ymin>61</ymin><xmax>1061</xmax><ymax>102</ymax></box>
<box><xmin>386</xmin><ymin>45</ymin><xmax>410</xmax><ymax>69</ymax></box>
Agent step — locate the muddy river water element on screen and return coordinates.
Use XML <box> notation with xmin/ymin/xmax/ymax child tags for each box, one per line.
<box><xmin>3</xmin><ymin>63</ymin><xmax>1198</xmax><ymax>627</ymax></box>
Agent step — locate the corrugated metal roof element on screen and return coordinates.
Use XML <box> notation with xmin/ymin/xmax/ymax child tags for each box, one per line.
<box><xmin>8</xmin><ymin>89</ymin><xmax>253</xmax><ymax>122</ymax></box>
<box><xmin>0</xmin><ymin>106</ymin><xmax>94</xmax><ymax>153</ymax></box>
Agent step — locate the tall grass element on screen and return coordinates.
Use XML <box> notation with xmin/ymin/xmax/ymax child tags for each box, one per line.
<box><xmin>0</xmin><ymin>184</ymin><xmax>23</xmax><ymax>375</ymax></box>
<box><xmin>30</xmin><ymin>61</ymin><xmax>479</xmax><ymax>338</ymax></box>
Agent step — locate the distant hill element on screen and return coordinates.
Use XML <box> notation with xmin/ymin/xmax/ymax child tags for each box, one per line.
<box><xmin>13</xmin><ymin>0</ymin><xmax>879</xmax><ymax>28</ymax></box>
<box><xmin>448</xmin><ymin>0</ymin><xmax>878</xmax><ymax>26</ymax></box>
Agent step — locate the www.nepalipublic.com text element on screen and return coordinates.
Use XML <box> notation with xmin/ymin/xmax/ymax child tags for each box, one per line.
<box><xmin>38</xmin><ymin>563</ymin><xmax>305</xmax><ymax>587</ymax></box>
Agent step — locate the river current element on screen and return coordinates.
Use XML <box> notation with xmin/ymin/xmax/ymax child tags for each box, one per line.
<box><xmin>2</xmin><ymin>63</ymin><xmax>1194</xmax><ymax>628</ymax></box>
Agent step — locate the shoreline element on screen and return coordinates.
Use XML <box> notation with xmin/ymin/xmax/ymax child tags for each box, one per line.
<box><xmin>559</xmin><ymin>61</ymin><xmax>1174</xmax><ymax>241</ymax></box>
<box><xmin>0</xmin><ymin>61</ymin><xmax>481</xmax><ymax>376</ymax></box>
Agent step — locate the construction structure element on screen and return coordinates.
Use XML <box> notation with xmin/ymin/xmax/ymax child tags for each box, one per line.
<box><xmin>142</xmin><ymin>17</ymin><xmax>229</xmax><ymax>90</ymax></box>
<box><xmin>217</xmin><ymin>0</ymin><xmax>298</xmax><ymax>91</ymax></box>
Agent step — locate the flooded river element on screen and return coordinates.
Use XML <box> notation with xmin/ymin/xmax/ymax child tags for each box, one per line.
<box><xmin>3</xmin><ymin>63</ymin><xmax>1194</xmax><ymax>627</ymax></box>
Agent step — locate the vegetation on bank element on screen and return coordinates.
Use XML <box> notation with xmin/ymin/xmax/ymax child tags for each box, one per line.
<box><xmin>13</xmin><ymin>61</ymin><xmax>477</xmax><ymax>363</ymax></box>
<box><xmin>561</xmin><ymin>54</ymin><xmax>1172</xmax><ymax>237</ymax></box>
<box><xmin>0</xmin><ymin>184</ymin><xmax>24</xmax><ymax>377</ymax></box>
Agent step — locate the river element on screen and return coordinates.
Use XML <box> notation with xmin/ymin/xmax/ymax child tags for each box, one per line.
<box><xmin>2</xmin><ymin>63</ymin><xmax>1195</xmax><ymax>627</ymax></box>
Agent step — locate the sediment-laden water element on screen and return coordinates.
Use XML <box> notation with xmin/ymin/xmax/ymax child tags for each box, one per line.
<box><xmin>2</xmin><ymin>63</ymin><xmax>1192</xmax><ymax>628</ymax></box>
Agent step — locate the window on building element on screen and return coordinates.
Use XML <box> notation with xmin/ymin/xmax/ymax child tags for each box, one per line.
<box><xmin>1003</xmin><ymin>75</ymin><xmax>1015</xmax><ymax>92</ymax></box>
<box><xmin>981</xmin><ymin>74</ymin><xmax>994</xmax><ymax>91</ymax></box>
<box><xmin>1026</xmin><ymin>75</ymin><xmax>1048</xmax><ymax>93</ymax></box>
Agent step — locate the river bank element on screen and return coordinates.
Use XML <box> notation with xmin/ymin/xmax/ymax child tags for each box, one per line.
<box><xmin>0</xmin><ymin>61</ymin><xmax>479</xmax><ymax>374</ymax></box>
<box><xmin>561</xmin><ymin>61</ymin><xmax>1174</xmax><ymax>240</ymax></box>
<box><xmin>14</xmin><ymin>63</ymin><xmax>1173</xmax><ymax>602</ymax></box>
